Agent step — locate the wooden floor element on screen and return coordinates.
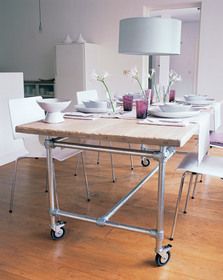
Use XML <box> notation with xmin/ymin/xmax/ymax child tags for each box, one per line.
<box><xmin>0</xmin><ymin>142</ymin><xmax>223</xmax><ymax>280</ymax></box>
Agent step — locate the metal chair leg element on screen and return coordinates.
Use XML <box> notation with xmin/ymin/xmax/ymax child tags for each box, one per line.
<box><xmin>45</xmin><ymin>169</ymin><xmax>48</xmax><ymax>192</ymax></box>
<box><xmin>74</xmin><ymin>155</ymin><xmax>80</xmax><ymax>176</ymax></box>
<box><xmin>199</xmin><ymin>174</ymin><xmax>203</xmax><ymax>183</ymax></box>
<box><xmin>109</xmin><ymin>142</ymin><xmax>116</xmax><ymax>183</ymax></box>
<box><xmin>183</xmin><ymin>172</ymin><xmax>195</xmax><ymax>214</ymax></box>
<box><xmin>81</xmin><ymin>153</ymin><xmax>90</xmax><ymax>201</ymax></box>
<box><xmin>192</xmin><ymin>173</ymin><xmax>199</xmax><ymax>199</ymax></box>
<box><xmin>9</xmin><ymin>157</ymin><xmax>26</xmax><ymax>213</ymax></box>
<box><xmin>97</xmin><ymin>140</ymin><xmax>101</xmax><ymax>164</ymax></box>
<box><xmin>170</xmin><ymin>171</ymin><xmax>187</xmax><ymax>240</ymax></box>
<box><xmin>129</xmin><ymin>143</ymin><xmax>134</xmax><ymax>170</ymax></box>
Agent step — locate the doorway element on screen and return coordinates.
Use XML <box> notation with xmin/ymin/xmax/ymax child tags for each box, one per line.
<box><xmin>145</xmin><ymin>5</ymin><xmax>201</xmax><ymax>98</ymax></box>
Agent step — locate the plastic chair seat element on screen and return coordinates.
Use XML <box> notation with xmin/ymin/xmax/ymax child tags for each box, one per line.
<box><xmin>170</xmin><ymin>152</ymin><xmax>223</xmax><ymax>240</ymax></box>
<box><xmin>210</xmin><ymin>131</ymin><xmax>223</xmax><ymax>147</ymax></box>
<box><xmin>178</xmin><ymin>153</ymin><xmax>223</xmax><ymax>177</ymax></box>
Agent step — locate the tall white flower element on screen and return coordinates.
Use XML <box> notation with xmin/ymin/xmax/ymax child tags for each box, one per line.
<box><xmin>148</xmin><ymin>68</ymin><xmax>155</xmax><ymax>80</ymax></box>
<box><xmin>164</xmin><ymin>70</ymin><xmax>182</xmax><ymax>101</ymax></box>
<box><xmin>123</xmin><ymin>66</ymin><xmax>145</xmax><ymax>96</ymax></box>
<box><xmin>149</xmin><ymin>68</ymin><xmax>182</xmax><ymax>103</ymax></box>
<box><xmin>91</xmin><ymin>71</ymin><xmax>115</xmax><ymax>112</ymax></box>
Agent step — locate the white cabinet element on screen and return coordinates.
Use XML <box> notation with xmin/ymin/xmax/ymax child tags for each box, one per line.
<box><xmin>55</xmin><ymin>43</ymin><xmax>102</xmax><ymax>110</ymax></box>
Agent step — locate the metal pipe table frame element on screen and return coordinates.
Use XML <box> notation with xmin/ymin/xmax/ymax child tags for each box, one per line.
<box><xmin>45</xmin><ymin>137</ymin><xmax>175</xmax><ymax>267</ymax></box>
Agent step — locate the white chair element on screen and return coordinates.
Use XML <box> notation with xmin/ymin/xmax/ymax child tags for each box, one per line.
<box><xmin>76</xmin><ymin>90</ymin><xmax>134</xmax><ymax>182</ymax></box>
<box><xmin>8</xmin><ymin>96</ymin><xmax>90</xmax><ymax>212</ymax></box>
<box><xmin>191</xmin><ymin>131</ymin><xmax>223</xmax><ymax>186</ymax></box>
<box><xmin>170</xmin><ymin>152</ymin><xmax>223</xmax><ymax>240</ymax></box>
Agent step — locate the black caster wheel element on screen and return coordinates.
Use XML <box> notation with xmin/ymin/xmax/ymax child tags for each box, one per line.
<box><xmin>50</xmin><ymin>227</ymin><xmax>66</xmax><ymax>240</ymax></box>
<box><xmin>155</xmin><ymin>251</ymin><xmax>171</xmax><ymax>266</ymax></box>
<box><xmin>141</xmin><ymin>158</ymin><xmax>150</xmax><ymax>167</ymax></box>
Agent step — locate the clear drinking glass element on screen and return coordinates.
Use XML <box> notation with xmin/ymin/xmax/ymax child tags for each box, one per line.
<box><xmin>145</xmin><ymin>89</ymin><xmax>153</xmax><ymax>105</ymax></box>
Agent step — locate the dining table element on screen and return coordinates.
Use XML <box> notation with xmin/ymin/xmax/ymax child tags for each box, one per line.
<box><xmin>15</xmin><ymin>102</ymin><xmax>221</xmax><ymax>267</ymax></box>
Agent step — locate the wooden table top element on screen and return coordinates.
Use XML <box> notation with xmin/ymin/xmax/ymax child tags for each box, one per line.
<box><xmin>16</xmin><ymin>118</ymin><xmax>198</xmax><ymax>147</ymax></box>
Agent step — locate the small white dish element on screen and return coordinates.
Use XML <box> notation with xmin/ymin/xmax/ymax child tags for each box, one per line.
<box><xmin>184</xmin><ymin>95</ymin><xmax>208</xmax><ymax>102</ymax></box>
<box><xmin>75</xmin><ymin>104</ymin><xmax>108</xmax><ymax>113</ymax></box>
<box><xmin>37</xmin><ymin>98</ymin><xmax>71</xmax><ymax>123</ymax></box>
<box><xmin>83</xmin><ymin>100</ymin><xmax>107</xmax><ymax>109</ymax></box>
<box><xmin>159</xmin><ymin>103</ymin><xmax>191</xmax><ymax>112</ymax></box>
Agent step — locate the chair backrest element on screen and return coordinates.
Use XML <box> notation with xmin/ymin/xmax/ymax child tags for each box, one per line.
<box><xmin>9</xmin><ymin>96</ymin><xmax>45</xmax><ymax>139</ymax></box>
<box><xmin>76</xmin><ymin>90</ymin><xmax>98</xmax><ymax>105</ymax></box>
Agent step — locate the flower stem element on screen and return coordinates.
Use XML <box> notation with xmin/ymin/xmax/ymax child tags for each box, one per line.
<box><xmin>101</xmin><ymin>80</ymin><xmax>115</xmax><ymax>112</ymax></box>
<box><xmin>135</xmin><ymin>77</ymin><xmax>145</xmax><ymax>97</ymax></box>
<box><xmin>154</xmin><ymin>83</ymin><xmax>160</xmax><ymax>102</ymax></box>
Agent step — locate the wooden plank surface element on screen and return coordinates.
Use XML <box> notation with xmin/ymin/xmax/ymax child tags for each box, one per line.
<box><xmin>16</xmin><ymin>118</ymin><xmax>198</xmax><ymax>147</ymax></box>
<box><xmin>0</xmin><ymin>143</ymin><xmax>223</xmax><ymax>279</ymax></box>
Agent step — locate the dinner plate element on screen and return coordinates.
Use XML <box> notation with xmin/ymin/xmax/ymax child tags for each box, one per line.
<box><xmin>75</xmin><ymin>104</ymin><xmax>108</xmax><ymax>113</ymax></box>
<box><xmin>148</xmin><ymin>108</ymin><xmax>200</xmax><ymax>118</ymax></box>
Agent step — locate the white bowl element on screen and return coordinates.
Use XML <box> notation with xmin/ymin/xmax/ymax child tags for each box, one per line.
<box><xmin>37</xmin><ymin>98</ymin><xmax>71</xmax><ymax>123</ymax></box>
<box><xmin>159</xmin><ymin>103</ymin><xmax>192</xmax><ymax>112</ymax></box>
<box><xmin>83</xmin><ymin>100</ymin><xmax>107</xmax><ymax>109</ymax></box>
<box><xmin>184</xmin><ymin>95</ymin><xmax>207</xmax><ymax>102</ymax></box>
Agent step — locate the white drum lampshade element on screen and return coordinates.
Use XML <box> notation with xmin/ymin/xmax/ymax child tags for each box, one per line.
<box><xmin>119</xmin><ymin>17</ymin><xmax>182</xmax><ymax>55</ymax></box>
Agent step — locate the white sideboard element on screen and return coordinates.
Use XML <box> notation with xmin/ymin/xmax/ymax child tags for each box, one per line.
<box><xmin>55</xmin><ymin>42</ymin><xmax>143</xmax><ymax>110</ymax></box>
<box><xmin>0</xmin><ymin>73</ymin><xmax>27</xmax><ymax>165</ymax></box>
<box><xmin>55</xmin><ymin>43</ymin><xmax>103</xmax><ymax>110</ymax></box>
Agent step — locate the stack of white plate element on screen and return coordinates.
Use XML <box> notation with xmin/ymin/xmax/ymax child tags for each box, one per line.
<box><xmin>149</xmin><ymin>102</ymin><xmax>200</xmax><ymax>118</ymax></box>
<box><xmin>159</xmin><ymin>103</ymin><xmax>191</xmax><ymax>112</ymax></box>
<box><xmin>184</xmin><ymin>95</ymin><xmax>215</xmax><ymax>106</ymax></box>
<box><xmin>75</xmin><ymin>100</ymin><xmax>108</xmax><ymax>113</ymax></box>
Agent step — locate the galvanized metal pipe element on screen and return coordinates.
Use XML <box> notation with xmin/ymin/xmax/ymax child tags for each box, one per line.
<box><xmin>98</xmin><ymin>165</ymin><xmax>159</xmax><ymax>223</ymax></box>
<box><xmin>52</xmin><ymin>209</ymin><xmax>157</xmax><ymax>237</ymax></box>
<box><xmin>53</xmin><ymin>140</ymin><xmax>162</xmax><ymax>160</ymax></box>
<box><xmin>46</xmin><ymin>137</ymin><xmax>56</xmax><ymax>226</ymax></box>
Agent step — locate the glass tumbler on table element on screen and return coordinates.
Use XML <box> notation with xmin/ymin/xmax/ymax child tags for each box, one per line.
<box><xmin>169</xmin><ymin>89</ymin><xmax>176</xmax><ymax>102</ymax></box>
<box><xmin>145</xmin><ymin>89</ymin><xmax>153</xmax><ymax>105</ymax></box>
<box><xmin>123</xmin><ymin>95</ymin><xmax>133</xmax><ymax>111</ymax></box>
<box><xmin>136</xmin><ymin>99</ymin><xmax>148</xmax><ymax>119</ymax></box>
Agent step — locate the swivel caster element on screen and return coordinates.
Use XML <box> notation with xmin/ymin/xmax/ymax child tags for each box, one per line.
<box><xmin>141</xmin><ymin>158</ymin><xmax>150</xmax><ymax>167</ymax></box>
<box><xmin>155</xmin><ymin>251</ymin><xmax>171</xmax><ymax>266</ymax></box>
<box><xmin>50</xmin><ymin>226</ymin><xmax>66</xmax><ymax>240</ymax></box>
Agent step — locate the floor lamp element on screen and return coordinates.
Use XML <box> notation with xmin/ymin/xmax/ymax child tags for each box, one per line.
<box><xmin>119</xmin><ymin>16</ymin><xmax>182</xmax><ymax>99</ymax></box>
<box><xmin>118</xmin><ymin>16</ymin><xmax>182</xmax><ymax>266</ymax></box>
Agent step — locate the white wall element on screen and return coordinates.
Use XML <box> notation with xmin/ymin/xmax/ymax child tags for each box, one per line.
<box><xmin>197</xmin><ymin>0</ymin><xmax>223</xmax><ymax>100</ymax></box>
<box><xmin>0</xmin><ymin>0</ymin><xmax>142</xmax><ymax>95</ymax></box>
<box><xmin>170</xmin><ymin>21</ymin><xmax>200</xmax><ymax>98</ymax></box>
<box><xmin>0</xmin><ymin>0</ymin><xmax>223</xmax><ymax>100</ymax></box>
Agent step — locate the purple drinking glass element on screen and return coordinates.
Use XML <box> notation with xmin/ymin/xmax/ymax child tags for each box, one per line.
<box><xmin>136</xmin><ymin>99</ymin><xmax>148</xmax><ymax>119</ymax></box>
<box><xmin>123</xmin><ymin>95</ymin><xmax>133</xmax><ymax>111</ymax></box>
<box><xmin>169</xmin><ymin>89</ymin><xmax>176</xmax><ymax>102</ymax></box>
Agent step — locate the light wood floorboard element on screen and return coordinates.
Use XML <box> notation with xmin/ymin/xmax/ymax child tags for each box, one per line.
<box><xmin>0</xmin><ymin>142</ymin><xmax>223</xmax><ymax>279</ymax></box>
